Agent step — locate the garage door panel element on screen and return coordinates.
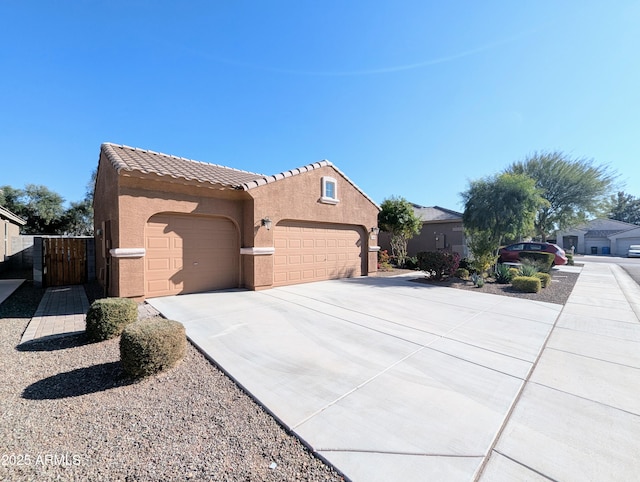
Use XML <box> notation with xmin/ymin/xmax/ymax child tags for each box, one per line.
<box><xmin>145</xmin><ymin>214</ymin><xmax>239</xmax><ymax>297</ymax></box>
<box><xmin>147</xmin><ymin>258</ymin><xmax>170</xmax><ymax>270</ymax></box>
<box><xmin>147</xmin><ymin>279</ymin><xmax>170</xmax><ymax>293</ymax></box>
<box><xmin>147</xmin><ymin>237</ymin><xmax>170</xmax><ymax>249</ymax></box>
<box><xmin>273</xmin><ymin>221</ymin><xmax>364</xmax><ymax>287</ymax></box>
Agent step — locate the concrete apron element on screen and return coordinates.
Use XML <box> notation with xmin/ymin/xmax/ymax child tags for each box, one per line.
<box><xmin>148</xmin><ymin>275</ymin><xmax>563</xmax><ymax>482</ymax></box>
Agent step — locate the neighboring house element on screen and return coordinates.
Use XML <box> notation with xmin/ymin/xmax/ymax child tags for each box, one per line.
<box><xmin>93</xmin><ymin>143</ymin><xmax>380</xmax><ymax>299</ymax></box>
<box><xmin>0</xmin><ymin>205</ymin><xmax>27</xmax><ymax>270</ymax></box>
<box><xmin>379</xmin><ymin>204</ymin><xmax>466</xmax><ymax>258</ymax></box>
<box><xmin>556</xmin><ymin>218</ymin><xmax>640</xmax><ymax>256</ymax></box>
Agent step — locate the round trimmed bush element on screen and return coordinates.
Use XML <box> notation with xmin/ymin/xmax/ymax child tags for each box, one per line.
<box><xmin>535</xmin><ymin>272</ymin><xmax>552</xmax><ymax>288</ymax></box>
<box><xmin>86</xmin><ymin>297</ymin><xmax>138</xmax><ymax>342</ymax></box>
<box><xmin>511</xmin><ymin>276</ymin><xmax>541</xmax><ymax>293</ymax></box>
<box><xmin>120</xmin><ymin>318</ymin><xmax>186</xmax><ymax>378</ymax></box>
<box><xmin>455</xmin><ymin>268</ymin><xmax>469</xmax><ymax>280</ymax></box>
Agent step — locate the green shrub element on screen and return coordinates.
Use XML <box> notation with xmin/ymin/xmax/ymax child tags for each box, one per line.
<box><xmin>535</xmin><ymin>272</ymin><xmax>551</xmax><ymax>288</ymax></box>
<box><xmin>470</xmin><ymin>272</ymin><xmax>484</xmax><ymax>287</ymax></box>
<box><xmin>417</xmin><ymin>251</ymin><xmax>461</xmax><ymax>280</ymax></box>
<box><xmin>458</xmin><ymin>258</ymin><xmax>472</xmax><ymax>271</ymax></box>
<box><xmin>86</xmin><ymin>298</ymin><xmax>138</xmax><ymax>342</ymax></box>
<box><xmin>455</xmin><ymin>268</ymin><xmax>469</xmax><ymax>280</ymax></box>
<box><xmin>566</xmin><ymin>253</ymin><xmax>574</xmax><ymax>266</ymax></box>
<box><xmin>512</xmin><ymin>276</ymin><xmax>541</xmax><ymax>293</ymax></box>
<box><xmin>120</xmin><ymin>318</ymin><xmax>186</xmax><ymax>378</ymax></box>
<box><xmin>518</xmin><ymin>251</ymin><xmax>554</xmax><ymax>272</ymax></box>
<box><xmin>508</xmin><ymin>267</ymin><xmax>520</xmax><ymax>279</ymax></box>
<box><xmin>377</xmin><ymin>250</ymin><xmax>393</xmax><ymax>271</ymax></box>
<box><xmin>403</xmin><ymin>256</ymin><xmax>419</xmax><ymax>270</ymax></box>
<box><xmin>494</xmin><ymin>264</ymin><xmax>513</xmax><ymax>284</ymax></box>
<box><xmin>518</xmin><ymin>260</ymin><xmax>540</xmax><ymax>277</ymax></box>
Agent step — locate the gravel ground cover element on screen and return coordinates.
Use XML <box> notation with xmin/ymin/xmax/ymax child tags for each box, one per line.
<box><xmin>0</xmin><ymin>282</ymin><xmax>343</xmax><ymax>481</ymax></box>
<box><xmin>412</xmin><ymin>270</ymin><xmax>580</xmax><ymax>305</ymax></box>
<box><xmin>378</xmin><ymin>266</ymin><xmax>579</xmax><ymax>305</ymax></box>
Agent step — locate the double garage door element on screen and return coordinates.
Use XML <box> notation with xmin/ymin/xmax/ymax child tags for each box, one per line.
<box><xmin>273</xmin><ymin>221</ymin><xmax>365</xmax><ymax>286</ymax></box>
<box><xmin>145</xmin><ymin>214</ymin><xmax>239</xmax><ymax>298</ymax></box>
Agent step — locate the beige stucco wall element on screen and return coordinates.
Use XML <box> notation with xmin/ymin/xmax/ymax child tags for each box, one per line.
<box><xmin>407</xmin><ymin>221</ymin><xmax>465</xmax><ymax>256</ymax></box>
<box><xmin>93</xmin><ymin>153</ymin><xmax>120</xmax><ymax>296</ymax></box>
<box><xmin>1</xmin><ymin>220</ymin><xmax>21</xmax><ymax>260</ymax></box>
<box><xmin>246</xmin><ymin>165</ymin><xmax>379</xmax><ymax>289</ymax></box>
<box><xmin>379</xmin><ymin>221</ymin><xmax>466</xmax><ymax>258</ymax></box>
<box><xmin>95</xmin><ymin>157</ymin><xmax>379</xmax><ymax>298</ymax></box>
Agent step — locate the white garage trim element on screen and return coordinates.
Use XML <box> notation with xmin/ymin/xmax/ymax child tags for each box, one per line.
<box><xmin>110</xmin><ymin>248</ymin><xmax>146</xmax><ymax>258</ymax></box>
<box><xmin>240</xmin><ymin>247</ymin><xmax>276</xmax><ymax>255</ymax></box>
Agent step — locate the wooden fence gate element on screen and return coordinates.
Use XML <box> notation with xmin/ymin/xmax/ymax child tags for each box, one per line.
<box><xmin>43</xmin><ymin>238</ymin><xmax>87</xmax><ymax>287</ymax></box>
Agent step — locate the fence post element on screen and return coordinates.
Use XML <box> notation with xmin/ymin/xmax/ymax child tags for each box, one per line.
<box><xmin>33</xmin><ymin>237</ymin><xmax>44</xmax><ymax>288</ymax></box>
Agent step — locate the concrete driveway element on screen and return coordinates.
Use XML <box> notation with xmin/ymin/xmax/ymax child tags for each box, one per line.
<box><xmin>148</xmin><ymin>275</ymin><xmax>563</xmax><ymax>481</ymax></box>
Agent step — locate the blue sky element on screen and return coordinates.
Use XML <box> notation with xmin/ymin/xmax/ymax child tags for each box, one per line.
<box><xmin>2</xmin><ymin>1</ymin><xmax>639</xmax><ymax>211</ymax></box>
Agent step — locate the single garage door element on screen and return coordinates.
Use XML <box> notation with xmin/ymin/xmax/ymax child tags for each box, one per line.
<box><xmin>273</xmin><ymin>221</ymin><xmax>364</xmax><ymax>286</ymax></box>
<box><xmin>616</xmin><ymin>238</ymin><xmax>640</xmax><ymax>256</ymax></box>
<box><xmin>145</xmin><ymin>214</ymin><xmax>239</xmax><ymax>297</ymax></box>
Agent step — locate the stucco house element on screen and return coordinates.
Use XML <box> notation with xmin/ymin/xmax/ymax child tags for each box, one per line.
<box><xmin>1</xmin><ymin>205</ymin><xmax>27</xmax><ymax>271</ymax></box>
<box><xmin>93</xmin><ymin>143</ymin><xmax>380</xmax><ymax>299</ymax></box>
<box><xmin>556</xmin><ymin>218</ymin><xmax>640</xmax><ymax>256</ymax></box>
<box><xmin>379</xmin><ymin>204</ymin><xmax>466</xmax><ymax>259</ymax></box>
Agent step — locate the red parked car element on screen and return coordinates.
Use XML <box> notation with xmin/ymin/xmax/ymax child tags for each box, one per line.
<box><xmin>498</xmin><ymin>242</ymin><xmax>568</xmax><ymax>266</ymax></box>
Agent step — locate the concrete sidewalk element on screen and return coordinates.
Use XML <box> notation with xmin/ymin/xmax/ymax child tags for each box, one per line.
<box><xmin>479</xmin><ymin>262</ymin><xmax>640</xmax><ymax>481</ymax></box>
<box><xmin>20</xmin><ymin>285</ymin><xmax>89</xmax><ymax>344</ymax></box>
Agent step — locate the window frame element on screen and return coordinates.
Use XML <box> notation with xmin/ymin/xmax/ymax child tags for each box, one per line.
<box><xmin>320</xmin><ymin>176</ymin><xmax>339</xmax><ymax>204</ymax></box>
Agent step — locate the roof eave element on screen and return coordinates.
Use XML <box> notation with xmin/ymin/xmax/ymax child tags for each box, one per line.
<box><xmin>0</xmin><ymin>205</ymin><xmax>27</xmax><ymax>225</ymax></box>
<box><xmin>241</xmin><ymin>160</ymin><xmax>380</xmax><ymax>210</ymax></box>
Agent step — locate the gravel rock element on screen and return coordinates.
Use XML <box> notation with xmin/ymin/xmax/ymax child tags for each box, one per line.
<box><xmin>0</xmin><ymin>314</ymin><xmax>343</xmax><ymax>481</ymax></box>
<box><xmin>412</xmin><ymin>270</ymin><xmax>579</xmax><ymax>305</ymax></box>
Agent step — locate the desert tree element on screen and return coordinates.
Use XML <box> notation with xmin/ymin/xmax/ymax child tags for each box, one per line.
<box><xmin>605</xmin><ymin>191</ymin><xmax>640</xmax><ymax>225</ymax></box>
<box><xmin>505</xmin><ymin>151</ymin><xmax>616</xmax><ymax>240</ymax></box>
<box><xmin>378</xmin><ymin>196</ymin><xmax>422</xmax><ymax>267</ymax></box>
<box><xmin>461</xmin><ymin>172</ymin><xmax>546</xmax><ymax>272</ymax></box>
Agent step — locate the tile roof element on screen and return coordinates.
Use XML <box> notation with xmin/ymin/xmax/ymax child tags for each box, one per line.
<box><xmin>585</xmin><ymin>229</ymin><xmax>632</xmax><ymax>238</ymax></box>
<box><xmin>240</xmin><ymin>161</ymin><xmax>379</xmax><ymax>208</ymax></box>
<box><xmin>101</xmin><ymin>143</ymin><xmax>266</xmax><ymax>188</ymax></box>
<box><xmin>101</xmin><ymin>143</ymin><xmax>379</xmax><ymax>208</ymax></box>
<box><xmin>411</xmin><ymin>204</ymin><xmax>463</xmax><ymax>222</ymax></box>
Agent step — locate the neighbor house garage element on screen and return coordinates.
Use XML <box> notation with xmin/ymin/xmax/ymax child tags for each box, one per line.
<box><xmin>93</xmin><ymin>143</ymin><xmax>380</xmax><ymax>299</ymax></box>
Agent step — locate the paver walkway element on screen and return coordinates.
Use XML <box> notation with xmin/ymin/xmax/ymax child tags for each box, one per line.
<box><xmin>20</xmin><ymin>285</ymin><xmax>89</xmax><ymax>344</ymax></box>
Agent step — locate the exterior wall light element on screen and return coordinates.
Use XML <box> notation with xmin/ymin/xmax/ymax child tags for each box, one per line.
<box><xmin>370</xmin><ymin>227</ymin><xmax>380</xmax><ymax>235</ymax></box>
<box><xmin>261</xmin><ymin>217</ymin><xmax>272</xmax><ymax>230</ymax></box>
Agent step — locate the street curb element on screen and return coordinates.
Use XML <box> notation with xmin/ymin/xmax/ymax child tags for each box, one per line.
<box><xmin>610</xmin><ymin>264</ymin><xmax>640</xmax><ymax>322</ymax></box>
